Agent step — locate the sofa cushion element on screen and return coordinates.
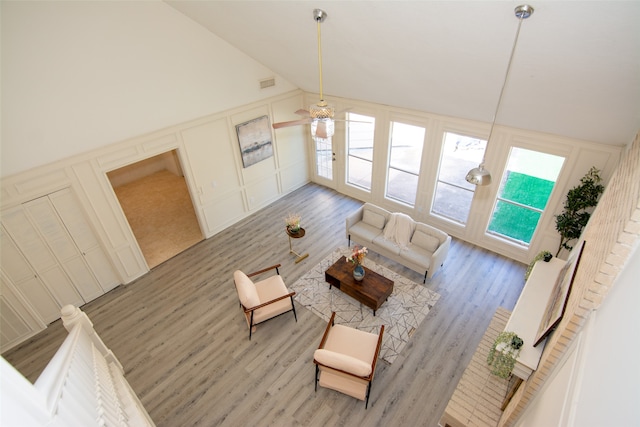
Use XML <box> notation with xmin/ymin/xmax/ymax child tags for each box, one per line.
<box><xmin>314</xmin><ymin>349</ymin><xmax>372</xmax><ymax>377</ymax></box>
<box><xmin>373</xmin><ymin>234</ymin><xmax>402</xmax><ymax>255</ymax></box>
<box><xmin>349</xmin><ymin>222</ymin><xmax>384</xmax><ymax>244</ymax></box>
<box><xmin>362</xmin><ymin>209</ymin><xmax>386</xmax><ymax>230</ymax></box>
<box><xmin>400</xmin><ymin>244</ymin><xmax>432</xmax><ymax>270</ymax></box>
<box><xmin>411</xmin><ymin>230</ymin><xmax>440</xmax><ymax>253</ymax></box>
<box><xmin>233</xmin><ymin>270</ymin><xmax>260</xmax><ymax>308</ymax></box>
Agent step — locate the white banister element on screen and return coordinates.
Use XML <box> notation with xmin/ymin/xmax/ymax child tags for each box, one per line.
<box><xmin>0</xmin><ymin>306</ymin><xmax>155</xmax><ymax>427</ymax></box>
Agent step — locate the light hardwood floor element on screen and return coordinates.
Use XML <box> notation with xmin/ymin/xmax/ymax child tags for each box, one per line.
<box><xmin>3</xmin><ymin>183</ymin><xmax>526</xmax><ymax>427</ymax></box>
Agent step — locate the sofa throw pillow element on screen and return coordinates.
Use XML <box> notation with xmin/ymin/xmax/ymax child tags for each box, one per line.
<box><xmin>362</xmin><ymin>209</ymin><xmax>385</xmax><ymax>230</ymax></box>
<box><xmin>314</xmin><ymin>349</ymin><xmax>372</xmax><ymax>377</ymax></box>
<box><xmin>411</xmin><ymin>230</ymin><xmax>440</xmax><ymax>253</ymax></box>
<box><xmin>233</xmin><ymin>270</ymin><xmax>260</xmax><ymax>308</ymax></box>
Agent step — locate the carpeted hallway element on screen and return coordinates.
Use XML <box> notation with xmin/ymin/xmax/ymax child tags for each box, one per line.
<box><xmin>111</xmin><ymin>169</ymin><xmax>203</xmax><ymax>268</ymax></box>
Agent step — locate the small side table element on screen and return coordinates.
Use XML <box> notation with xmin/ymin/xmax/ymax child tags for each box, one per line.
<box><xmin>286</xmin><ymin>227</ymin><xmax>309</xmax><ymax>263</ymax></box>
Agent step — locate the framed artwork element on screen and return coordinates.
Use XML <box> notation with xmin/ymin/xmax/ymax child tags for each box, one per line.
<box><xmin>533</xmin><ymin>240</ymin><xmax>586</xmax><ymax>347</ymax></box>
<box><xmin>235</xmin><ymin>115</ymin><xmax>273</xmax><ymax>168</ymax></box>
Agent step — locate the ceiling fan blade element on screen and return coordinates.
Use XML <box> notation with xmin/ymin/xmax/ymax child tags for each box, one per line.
<box><xmin>272</xmin><ymin>118</ymin><xmax>312</xmax><ymax>129</ymax></box>
<box><xmin>295</xmin><ymin>109</ymin><xmax>311</xmax><ymax>117</ymax></box>
<box><xmin>335</xmin><ymin>119</ymin><xmax>374</xmax><ymax>124</ymax></box>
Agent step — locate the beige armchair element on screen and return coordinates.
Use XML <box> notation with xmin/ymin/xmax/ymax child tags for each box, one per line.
<box><xmin>313</xmin><ymin>312</ymin><xmax>385</xmax><ymax>408</ymax></box>
<box><xmin>233</xmin><ymin>264</ymin><xmax>297</xmax><ymax>340</ymax></box>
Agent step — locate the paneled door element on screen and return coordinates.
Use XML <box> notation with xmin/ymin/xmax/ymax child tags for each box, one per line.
<box><xmin>0</xmin><ymin>188</ymin><xmax>120</xmax><ymax>328</ymax></box>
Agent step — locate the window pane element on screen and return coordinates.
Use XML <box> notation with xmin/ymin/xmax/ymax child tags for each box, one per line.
<box><xmin>386</xmin><ymin>121</ymin><xmax>425</xmax><ymax>205</ymax></box>
<box><xmin>315</xmin><ymin>138</ymin><xmax>332</xmax><ymax>180</ymax></box>
<box><xmin>432</xmin><ymin>132</ymin><xmax>487</xmax><ymax>223</ymax></box>
<box><xmin>488</xmin><ymin>148</ymin><xmax>564</xmax><ymax>245</ymax></box>
<box><xmin>433</xmin><ymin>181</ymin><xmax>474</xmax><ymax>223</ymax></box>
<box><xmin>348</xmin><ymin>156</ymin><xmax>373</xmax><ymax>189</ymax></box>
<box><xmin>387</xmin><ymin>169</ymin><xmax>419</xmax><ymax>205</ymax></box>
<box><xmin>346</xmin><ymin>113</ymin><xmax>374</xmax><ymax>190</ymax></box>
<box><xmin>488</xmin><ymin>201</ymin><xmax>542</xmax><ymax>243</ymax></box>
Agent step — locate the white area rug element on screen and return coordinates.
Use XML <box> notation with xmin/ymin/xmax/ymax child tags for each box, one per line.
<box><xmin>290</xmin><ymin>247</ymin><xmax>440</xmax><ymax>364</ymax></box>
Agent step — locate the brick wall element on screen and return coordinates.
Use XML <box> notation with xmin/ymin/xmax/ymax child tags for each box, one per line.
<box><xmin>499</xmin><ymin>131</ymin><xmax>640</xmax><ymax>426</ymax></box>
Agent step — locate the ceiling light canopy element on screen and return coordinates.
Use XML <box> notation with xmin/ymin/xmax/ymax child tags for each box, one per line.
<box><xmin>465</xmin><ymin>4</ymin><xmax>534</xmax><ymax>186</ymax></box>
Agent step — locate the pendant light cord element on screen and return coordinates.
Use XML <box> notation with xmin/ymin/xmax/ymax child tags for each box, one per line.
<box><xmin>316</xmin><ymin>17</ymin><xmax>325</xmax><ymax>105</ymax></box>
<box><xmin>481</xmin><ymin>14</ymin><xmax>526</xmax><ymax>168</ymax></box>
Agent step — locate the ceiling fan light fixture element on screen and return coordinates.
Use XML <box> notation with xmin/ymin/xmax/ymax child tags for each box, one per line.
<box><xmin>465</xmin><ymin>4</ymin><xmax>534</xmax><ymax>186</ymax></box>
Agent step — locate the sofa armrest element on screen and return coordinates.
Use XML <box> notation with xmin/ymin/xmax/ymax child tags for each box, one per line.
<box><xmin>345</xmin><ymin>205</ymin><xmax>365</xmax><ymax>238</ymax></box>
<box><xmin>430</xmin><ymin>235</ymin><xmax>451</xmax><ymax>275</ymax></box>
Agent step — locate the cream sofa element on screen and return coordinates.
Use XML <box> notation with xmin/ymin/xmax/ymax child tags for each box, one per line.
<box><xmin>345</xmin><ymin>203</ymin><xmax>451</xmax><ymax>282</ymax></box>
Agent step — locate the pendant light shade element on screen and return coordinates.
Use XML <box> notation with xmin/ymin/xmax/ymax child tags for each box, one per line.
<box><xmin>465</xmin><ymin>4</ymin><xmax>534</xmax><ymax>186</ymax></box>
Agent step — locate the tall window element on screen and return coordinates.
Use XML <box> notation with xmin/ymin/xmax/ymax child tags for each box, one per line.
<box><xmin>432</xmin><ymin>132</ymin><xmax>487</xmax><ymax>223</ymax></box>
<box><xmin>386</xmin><ymin>121</ymin><xmax>425</xmax><ymax>206</ymax></box>
<box><xmin>346</xmin><ymin>113</ymin><xmax>375</xmax><ymax>190</ymax></box>
<box><xmin>488</xmin><ymin>147</ymin><xmax>564</xmax><ymax>245</ymax></box>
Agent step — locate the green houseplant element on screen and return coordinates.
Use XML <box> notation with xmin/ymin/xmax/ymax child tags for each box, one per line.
<box><xmin>487</xmin><ymin>331</ymin><xmax>524</xmax><ymax>379</ymax></box>
<box><xmin>525</xmin><ymin>250</ymin><xmax>553</xmax><ymax>281</ymax></box>
<box><xmin>555</xmin><ymin>166</ymin><xmax>604</xmax><ymax>257</ymax></box>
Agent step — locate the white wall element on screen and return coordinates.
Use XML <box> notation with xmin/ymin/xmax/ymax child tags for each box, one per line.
<box><xmin>515</xmin><ymin>244</ymin><xmax>640</xmax><ymax>426</ymax></box>
<box><xmin>0</xmin><ymin>1</ymin><xmax>297</xmax><ymax>177</ymax></box>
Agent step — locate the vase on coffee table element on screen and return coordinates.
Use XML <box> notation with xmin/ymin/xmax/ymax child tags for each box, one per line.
<box><xmin>353</xmin><ymin>264</ymin><xmax>365</xmax><ymax>281</ymax></box>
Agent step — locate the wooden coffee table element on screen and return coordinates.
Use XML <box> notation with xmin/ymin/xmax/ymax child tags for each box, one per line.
<box><xmin>324</xmin><ymin>256</ymin><xmax>394</xmax><ymax>316</ymax></box>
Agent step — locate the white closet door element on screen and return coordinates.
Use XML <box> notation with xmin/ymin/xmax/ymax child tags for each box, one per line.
<box><xmin>1</xmin><ymin>206</ymin><xmax>84</xmax><ymax>309</ymax></box>
<box><xmin>0</xmin><ymin>227</ymin><xmax>60</xmax><ymax>324</ymax></box>
<box><xmin>0</xmin><ymin>273</ymin><xmax>46</xmax><ymax>352</ymax></box>
<box><xmin>24</xmin><ymin>196</ymin><xmax>104</xmax><ymax>301</ymax></box>
<box><xmin>48</xmin><ymin>189</ymin><xmax>119</xmax><ymax>291</ymax></box>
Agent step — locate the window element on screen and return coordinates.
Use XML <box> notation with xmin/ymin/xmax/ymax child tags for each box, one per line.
<box><xmin>432</xmin><ymin>132</ymin><xmax>487</xmax><ymax>223</ymax></box>
<box><xmin>346</xmin><ymin>113</ymin><xmax>375</xmax><ymax>190</ymax></box>
<box><xmin>386</xmin><ymin>121</ymin><xmax>425</xmax><ymax>205</ymax></box>
<box><xmin>487</xmin><ymin>148</ymin><xmax>564</xmax><ymax>245</ymax></box>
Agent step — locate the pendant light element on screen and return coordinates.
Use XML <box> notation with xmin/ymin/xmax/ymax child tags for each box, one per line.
<box><xmin>309</xmin><ymin>8</ymin><xmax>335</xmax><ymax>143</ymax></box>
<box><xmin>465</xmin><ymin>4</ymin><xmax>534</xmax><ymax>186</ymax></box>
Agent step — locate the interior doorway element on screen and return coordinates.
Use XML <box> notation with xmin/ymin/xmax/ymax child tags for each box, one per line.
<box><xmin>107</xmin><ymin>150</ymin><xmax>203</xmax><ymax>268</ymax></box>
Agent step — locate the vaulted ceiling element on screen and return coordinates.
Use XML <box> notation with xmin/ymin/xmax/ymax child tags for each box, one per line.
<box><xmin>166</xmin><ymin>1</ymin><xmax>640</xmax><ymax>147</ymax></box>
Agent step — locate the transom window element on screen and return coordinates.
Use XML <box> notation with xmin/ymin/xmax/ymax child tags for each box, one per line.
<box><xmin>346</xmin><ymin>113</ymin><xmax>375</xmax><ymax>191</ymax></box>
<box><xmin>386</xmin><ymin>121</ymin><xmax>425</xmax><ymax>206</ymax></box>
<box><xmin>487</xmin><ymin>147</ymin><xmax>565</xmax><ymax>245</ymax></box>
<box><xmin>432</xmin><ymin>132</ymin><xmax>487</xmax><ymax>223</ymax></box>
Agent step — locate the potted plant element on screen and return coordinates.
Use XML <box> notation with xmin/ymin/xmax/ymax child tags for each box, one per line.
<box><xmin>284</xmin><ymin>212</ymin><xmax>301</xmax><ymax>233</ymax></box>
<box><xmin>525</xmin><ymin>250</ymin><xmax>553</xmax><ymax>281</ymax></box>
<box><xmin>555</xmin><ymin>166</ymin><xmax>604</xmax><ymax>257</ymax></box>
<box><xmin>487</xmin><ymin>331</ymin><xmax>524</xmax><ymax>379</ymax></box>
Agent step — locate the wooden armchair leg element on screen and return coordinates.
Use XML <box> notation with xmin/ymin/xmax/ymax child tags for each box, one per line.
<box><xmin>314</xmin><ymin>365</ymin><xmax>319</xmax><ymax>392</ymax></box>
<box><xmin>365</xmin><ymin>381</ymin><xmax>372</xmax><ymax>409</ymax></box>
<box><xmin>291</xmin><ymin>296</ymin><xmax>298</xmax><ymax>322</ymax></box>
<box><xmin>249</xmin><ymin>311</ymin><xmax>255</xmax><ymax>340</ymax></box>
<box><xmin>423</xmin><ymin>271</ymin><xmax>428</xmax><ymax>283</ymax></box>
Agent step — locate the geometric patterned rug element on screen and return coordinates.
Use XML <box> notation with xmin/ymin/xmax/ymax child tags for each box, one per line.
<box><xmin>290</xmin><ymin>247</ymin><xmax>440</xmax><ymax>364</ymax></box>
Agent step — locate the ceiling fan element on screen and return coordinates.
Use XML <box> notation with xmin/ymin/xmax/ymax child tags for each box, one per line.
<box><xmin>272</xmin><ymin>8</ymin><xmax>340</xmax><ymax>141</ymax></box>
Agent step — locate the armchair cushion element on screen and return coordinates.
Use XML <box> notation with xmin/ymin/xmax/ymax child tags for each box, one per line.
<box><xmin>323</xmin><ymin>325</ymin><xmax>380</xmax><ymax>365</ymax></box>
<box><xmin>233</xmin><ymin>270</ymin><xmax>260</xmax><ymax>308</ymax></box>
<box><xmin>313</xmin><ymin>349</ymin><xmax>372</xmax><ymax>377</ymax></box>
<box><xmin>252</xmin><ymin>274</ymin><xmax>293</xmax><ymax>324</ymax></box>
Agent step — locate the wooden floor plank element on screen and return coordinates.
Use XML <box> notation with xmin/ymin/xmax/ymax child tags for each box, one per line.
<box><xmin>2</xmin><ymin>183</ymin><xmax>526</xmax><ymax>426</ymax></box>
